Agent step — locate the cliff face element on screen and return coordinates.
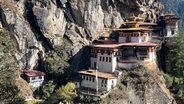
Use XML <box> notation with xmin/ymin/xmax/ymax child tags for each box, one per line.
<box><xmin>0</xmin><ymin>0</ymin><xmax>162</xmax><ymax>70</ymax></box>
<box><xmin>0</xmin><ymin>0</ymin><xmax>177</xmax><ymax>103</ymax></box>
<box><xmin>102</xmin><ymin>65</ymin><xmax>176</xmax><ymax>104</ymax></box>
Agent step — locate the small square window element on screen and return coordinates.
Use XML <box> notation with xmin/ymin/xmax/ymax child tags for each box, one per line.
<box><xmin>171</xmin><ymin>30</ymin><xmax>175</xmax><ymax>35</ymax></box>
<box><xmin>105</xmin><ymin>80</ymin><xmax>107</xmax><ymax>84</ymax></box>
<box><xmin>109</xmin><ymin>57</ymin><xmax>112</xmax><ymax>62</ymax></box>
<box><xmin>31</xmin><ymin>77</ymin><xmax>35</xmax><ymax>80</ymax></box>
<box><xmin>92</xmin><ymin>77</ymin><xmax>95</xmax><ymax>82</ymax></box>
<box><xmin>99</xmin><ymin>56</ymin><xmax>102</xmax><ymax>61</ymax></box>
<box><xmin>104</xmin><ymin>84</ymin><xmax>107</xmax><ymax>87</ymax></box>
<box><xmin>86</xmin><ymin>76</ymin><xmax>88</xmax><ymax>80</ymax></box>
<box><xmin>39</xmin><ymin>76</ymin><xmax>42</xmax><ymax>79</ymax></box>
<box><xmin>106</xmin><ymin>57</ymin><xmax>108</xmax><ymax>62</ymax></box>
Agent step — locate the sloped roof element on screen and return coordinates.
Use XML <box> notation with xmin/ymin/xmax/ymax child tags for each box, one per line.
<box><xmin>23</xmin><ymin>70</ymin><xmax>45</xmax><ymax>77</ymax></box>
<box><xmin>79</xmin><ymin>69</ymin><xmax>117</xmax><ymax>79</ymax></box>
<box><xmin>90</xmin><ymin>42</ymin><xmax>158</xmax><ymax>48</ymax></box>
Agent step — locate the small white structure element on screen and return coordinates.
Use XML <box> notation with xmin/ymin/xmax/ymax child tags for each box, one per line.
<box><xmin>79</xmin><ymin>69</ymin><xmax>117</xmax><ymax>91</ymax></box>
<box><xmin>23</xmin><ymin>70</ymin><xmax>45</xmax><ymax>88</ymax></box>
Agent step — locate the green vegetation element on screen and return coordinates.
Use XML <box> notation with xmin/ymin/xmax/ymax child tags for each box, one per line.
<box><xmin>0</xmin><ymin>70</ymin><xmax>25</xmax><ymax>104</ymax></box>
<box><xmin>77</xmin><ymin>95</ymin><xmax>101</xmax><ymax>104</ymax></box>
<box><xmin>43</xmin><ymin>37</ymin><xmax>73</xmax><ymax>85</ymax></box>
<box><xmin>0</xmin><ymin>29</ymin><xmax>17</xmax><ymax>70</ymax></box>
<box><xmin>164</xmin><ymin>32</ymin><xmax>184</xmax><ymax>103</ymax></box>
<box><xmin>0</xmin><ymin>29</ymin><xmax>25</xmax><ymax>103</ymax></box>
<box><xmin>45</xmin><ymin>82</ymin><xmax>77</xmax><ymax>104</ymax></box>
<box><xmin>35</xmin><ymin>37</ymin><xmax>75</xmax><ymax>101</ymax></box>
<box><xmin>55</xmin><ymin>82</ymin><xmax>77</xmax><ymax>103</ymax></box>
<box><xmin>40</xmin><ymin>81</ymin><xmax>56</xmax><ymax>99</ymax></box>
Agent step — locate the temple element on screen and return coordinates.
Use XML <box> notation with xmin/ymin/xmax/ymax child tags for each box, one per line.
<box><xmin>77</xmin><ymin>13</ymin><xmax>179</xmax><ymax>95</ymax></box>
<box><xmin>160</xmin><ymin>13</ymin><xmax>180</xmax><ymax>37</ymax></box>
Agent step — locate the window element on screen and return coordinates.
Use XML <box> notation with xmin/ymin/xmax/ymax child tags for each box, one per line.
<box><xmin>109</xmin><ymin>57</ymin><xmax>112</xmax><ymax>62</ymax></box>
<box><xmin>92</xmin><ymin>77</ymin><xmax>95</xmax><ymax>82</ymax></box>
<box><xmin>105</xmin><ymin>80</ymin><xmax>107</xmax><ymax>84</ymax></box>
<box><xmin>101</xmin><ymin>84</ymin><xmax>103</xmax><ymax>87</ymax></box>
<box><xmin>39</xmin><ymin>76</ymin><xmax>42</xmax><ymax>79</ymax></box>
<box><xmin>106</xmin><ymin>57</ymin><xmax>108</xmax><ymax>62</ymax></box>
<box><xmin>99</xmin><ymin>56</ymin><xmax>102</xmax><ymax>61</ymax></box>
<box><xmin>94</xmin><ymin>62</ymin><xmax>97</xmax><ymax>68</ymax></box>
<box><xmin>86</xmin><ymin>76</ymin><xmax>88</xmax><ymax>80</ymax></box>
<box><xmin>102</xmin><ymin>80</ymin><xmax>104</xmax><ymax>83</ymax></box>
<box><xmin>104</xmin><ymin>84</ymin><xmax>107</xmax><ymax>87</ymax></box>
<box><xmin>103</xmin><ymin>57</ymin><xmax>105</xmax><ymax>62</ymax></box>
<box><xmin>171</xmin><ymin>30</ymin><xmax>175</xmax><ymax>35</ymax></box>
<box><xmin>89</xmin><ymin>77</ymin><xmax>91</xmax><ymax>81</ymax></box>
<box><xmin>31</xmin><ymin>77</ymin><xmax>35</xmax><ymax>80</ymax></box>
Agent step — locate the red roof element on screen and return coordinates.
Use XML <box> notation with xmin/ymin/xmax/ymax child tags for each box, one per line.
<box><xmin>23</xmin><ymin>70</ymin><xmax>45</xmax><ymax>77</ymax></box>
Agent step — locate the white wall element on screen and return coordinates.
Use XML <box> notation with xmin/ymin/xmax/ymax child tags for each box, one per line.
<box><xmin>112</xmin><ymin>53</ymin><xmax>117</xmax><ymax>72</ymax></box>
<box><xmin>149</xmin><ymin>51</ymin><xmax>156</xmax><ymax>62</ymax></box>
<box><xmin>166</xmin><ymin>26</ymin><xmax>172</xmax><ymax>37</ymax></box>
<box><xmin>96</xmin><ymin>53</ymin><xmax>117</xmax><ymax>73</ymax></box>
<box><xmin>90</xmin><ymin>57</ymin><xmax>97</xmax><ymax>68</ymax></box>
<box><xmin>107</xmin><ymin>79</ymin><xmax>117</xmax><ymax>91</ymax></box>
<box><xmin>29</xmin><ymin>76</ymin><xmax>44</xmax><ymax>88</ymax></box>
<box><xmin>81</xmin><ymin>75</ymin><xmax>117</xmax><ymax>91</ymax></box>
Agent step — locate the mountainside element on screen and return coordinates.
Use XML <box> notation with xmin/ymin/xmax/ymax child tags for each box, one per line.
<box><xmin>0</xmin><ymin>0</ymin><xmax>179</xmax><ymax>104</ymax></box>
<box><xmin>0</xmin><ymin>0</ymin><xmax>163</xmax><ymax>70</ymax></box>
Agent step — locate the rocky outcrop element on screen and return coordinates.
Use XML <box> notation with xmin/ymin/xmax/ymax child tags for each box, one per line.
<box><xmin>0</xmin><ymin>0</ymin><xmax>162</xmax><ymax>70</ymax></box>
<box><xmin>102</xmin><ymin>65</ymin><xmax>176</xmax><ymax>104</ymax></box>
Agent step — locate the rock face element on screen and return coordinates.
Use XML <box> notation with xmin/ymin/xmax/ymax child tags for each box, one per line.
<box><xmin>0</xmin><ymin>0</ymin><xmax>162</xmax><ymax>70</ymax></box>
<box><xmin>102</xmin><ymin>66</ymin><xmax>176</xmax><ymax>104</ymax></box>
<box><xmin>0</xmin><ymin>0</ymin><xmax>175</xmax><ymax>103</ymax></box>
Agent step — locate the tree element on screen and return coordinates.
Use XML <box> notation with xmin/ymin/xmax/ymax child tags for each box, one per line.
<box><xmin>167</xmin><ymin>32</ymin><xmax>184</xmax><ymax>78</ymax></box>
<box><xmin>54</xmin><ymin>82</ymin><xmax>77</xmax><ymax>103</ymax></box>
<box><xmin>41</xmin><ymin>80</ymin><xmax>56</xmax><ymax>99</ymax></box>
<box><xmin>166</xmin><ymin>32</ymin><xmax>184</xmax><ymax>102</ymax></box>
